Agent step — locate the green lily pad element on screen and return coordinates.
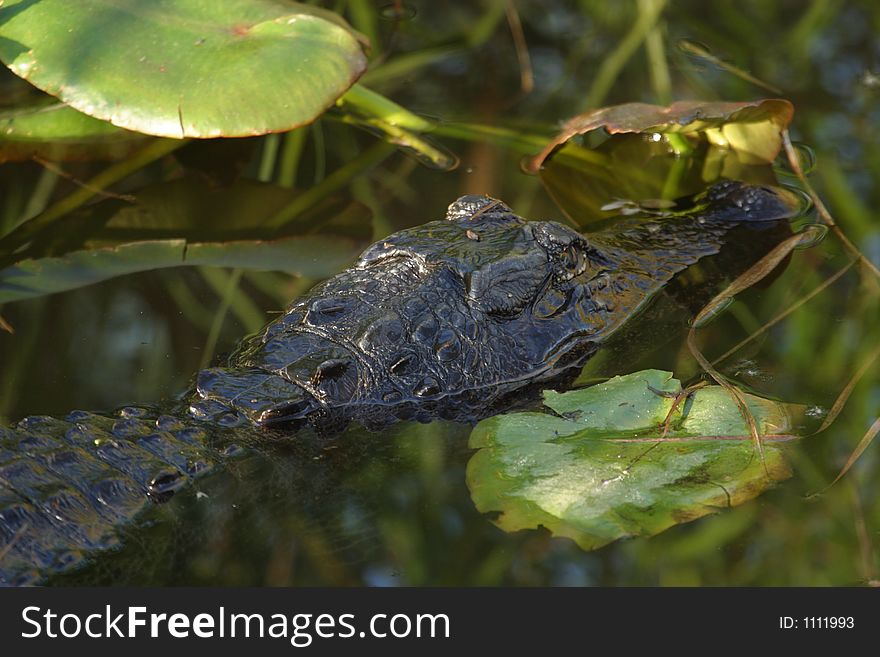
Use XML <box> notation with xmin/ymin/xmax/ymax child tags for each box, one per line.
<box><xmin>467</xmin><ymin>370</ymin><xmax>801</xmax><ymax>551</ymax></box>
<box><xmin>0</xmin><ymin>0</ymin><xmax>368</xmax><ymax>137</ymax></box>
<box><xmin>0</xmin><ymin>177</ymin><xmax>370</xmax><ymax>303</ymax></box>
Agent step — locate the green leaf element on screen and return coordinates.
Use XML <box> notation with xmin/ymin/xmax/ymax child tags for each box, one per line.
<box><xmin>467</xmin><ymin>370</ymin><xmax>801</xmax><ymax>551</ymax></box>
<box><xmin>0</xmin><ymin>101</ymin><xmax>149</xmax><ymax>162</ymax></box>
<box><xmin>0</xmin><ymin>236</ymin><xmax>358</xmax><ymax>304</ymax></box>
<box><xmin>335</xmin><ymin>84</ymin><xmax>459</xmax><ymax>171</ymax></box>
<box><xmin>0</xmin><ymin>177</ymin><xmax>371</xmax><ymax>303</ymax></box>
<box><xmin>0</xmin><ymin>0</ymin><xmax>368</xmax><ymax>138</ymax></box>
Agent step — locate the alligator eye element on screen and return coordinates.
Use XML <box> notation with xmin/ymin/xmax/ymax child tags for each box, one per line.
<box><xmin>562</xmin><ymin>245</ymin><xmax>584</xmax><ymax>274</ymax></box>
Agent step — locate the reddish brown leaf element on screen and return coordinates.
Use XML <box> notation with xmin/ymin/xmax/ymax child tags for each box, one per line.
<box><xmin>527</xmin><ymin>98</ymin><xmax>794</xmax><ymax>172</ymax></box>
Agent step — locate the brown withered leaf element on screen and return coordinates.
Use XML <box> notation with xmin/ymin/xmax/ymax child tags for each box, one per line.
<box><xmin>528</xmin><ymin>99</ymin><xmax>794</xmax><ymax>172</ymax></box>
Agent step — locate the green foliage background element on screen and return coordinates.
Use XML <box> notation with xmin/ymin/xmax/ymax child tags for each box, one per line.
<box><xmin>0</xmin><ymin>0</ymin><xmax>878</xmax><ymax>585</ymax></box>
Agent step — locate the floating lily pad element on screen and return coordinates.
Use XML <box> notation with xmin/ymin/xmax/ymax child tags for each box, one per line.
<box><xmin>467</xmin><ymin>370</ymin><xmax>802</xmax><ymax>551</ymax></box>
<box><xmin>0</xmin><ymin>0</ymin><xmax>368</xmax><ymax>137</ymax></box>
<box><xmin>0</xmin><ymin>177</ymin><xmax>371</xmax><ymax>303</ymax></box>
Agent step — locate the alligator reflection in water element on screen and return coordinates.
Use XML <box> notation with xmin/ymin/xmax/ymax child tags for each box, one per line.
<box><xmin>0</xmin><ymin>181</ymin><xmax>798</xmax><ymax>584</ymax></box>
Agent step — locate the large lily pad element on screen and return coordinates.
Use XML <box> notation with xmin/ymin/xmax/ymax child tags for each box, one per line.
<box><xmin>0</xmin><ymin>0</ymin><xmax>368</xmax><ymax>137</ymax></box>
<box><xmin>0</xmin><ymin>177</ymin><xmax>370</xmax><ymax>303</ymax></box>
<box><xmin>467</xmin><ymin>370</ymin><xmax>802</xmax><ymax>551</ymax></box>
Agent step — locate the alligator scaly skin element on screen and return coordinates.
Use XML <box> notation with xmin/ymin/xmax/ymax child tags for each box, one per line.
<box><xmin>0</xmin><ymin>181</ymin><xmax>798</xmax><ymax>584</ymax></box>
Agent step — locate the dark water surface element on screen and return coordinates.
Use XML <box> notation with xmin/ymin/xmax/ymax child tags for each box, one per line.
<box><xmin>1</xmin><ymin>1</ymin><xmax>879</xmax><ymax>585</ymax></box>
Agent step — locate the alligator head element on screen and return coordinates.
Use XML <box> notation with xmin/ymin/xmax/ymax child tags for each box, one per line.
<box><xmin>192</xmin><ymin>181</ymin><xmax>799</xmax><ymax>431</ymax></box>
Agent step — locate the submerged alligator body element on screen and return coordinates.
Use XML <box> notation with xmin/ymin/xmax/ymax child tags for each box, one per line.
<box><xmin>0</xmin><ymin>181</ymin><xmax>797</xmax><ymax>584</ymax></box>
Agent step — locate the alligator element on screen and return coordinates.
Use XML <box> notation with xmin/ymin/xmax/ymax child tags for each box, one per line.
<box><xmin>0</xmin><ymin>180</ymin><xmax>798</xmax><ymax>585</ymax></box>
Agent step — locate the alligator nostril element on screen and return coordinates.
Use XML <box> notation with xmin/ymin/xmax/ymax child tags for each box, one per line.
<box><xmin>445</xmin><ymin>195</ymin><xmax>512</xmax><ymax>223</ymax></box>
<box><xmin>311</xmin><ymin>358</ymin><xmax>350</xmax><ymax>386</ymax></box>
